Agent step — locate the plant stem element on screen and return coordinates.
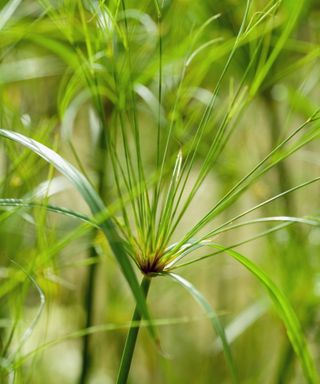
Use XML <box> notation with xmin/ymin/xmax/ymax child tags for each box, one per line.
<box><xmin>263</xmin><ymin>92</ymin><xmax>294</xmax><ymax>211</ymax></box>
<box><xmin>79</xmin><ymin>96</ymin><xmax>109</xmax><ymax>384</ymax></box>
<box><xmin>116</xmin><ymin>276</ymin><xmax>151</xmax><ymax>384</ymax></box>
<box><xmin>263</xmin><ymin>91</ymin><xmax>310</xmax><ymax>382</ymax></box>
<box><xmin>79</xmin><ymin>246</ymin><xmax>98</xmax><ymax>384</ymax></box>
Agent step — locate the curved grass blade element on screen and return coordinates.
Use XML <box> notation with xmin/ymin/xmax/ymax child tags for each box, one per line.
<box><xmin>0</xmin><ymin>198</ymin><xmax>95</xmax><ymax>225</ymax></box>
<box><xmin>214</xmin><ymin>300</ymin><xmax>269</xmax><ymax>352</ymax></box>
<box><xmin>7</xmin><ymin>260</ymin><xmax>45</xmax><ymax>362</ymax></box>
<box><xmin>14</xmin><ymin>312</ymin><xmax>229</xmax><ymax>370</ymax></box>
<box><xmin>163</xmin><ymin>272</ymin><xmax>238</xmax><ymax>384</ymax></box>
<box><xmin>250</xmin><ymin>0</ymin><xmax>306</xmax><ymax>96</ymax></box>
<box><xmin>207</xmin><ymin>243</ymin><xmax>318</xmax><ymax>384</ymax></box>
<box><xmin>0</xmin><ymin>0</ymin><xmax>22</xmax><ymax>31</ymax></box>
<box><xmin>206</xmin><ymin>215</ymin><xmax>320</xmax><ymax>238</ymax></box>
<box><xmin>0</xmin><ymin>128</ymin><xmax>157</xmax><ymax>342</ymax></box>
<box><xmin>164</xmin><ymin>213</ymin><xmax>320</xmax><ymax>269</ymax></box>
<box><xmin>200</xmin><ymin>176</ymin><xmax>320</xmax><ymax>240</ymax></box>
<box><xmin>174</xmin><ymin>222</ymin><xmax>292</xmax><ymax>269</ymax></box>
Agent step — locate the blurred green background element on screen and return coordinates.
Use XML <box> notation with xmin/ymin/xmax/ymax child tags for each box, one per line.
<box><xmin>0</xmin><ymin>0</ymin><xmax>320</xmax><ymax>383</ymax></box>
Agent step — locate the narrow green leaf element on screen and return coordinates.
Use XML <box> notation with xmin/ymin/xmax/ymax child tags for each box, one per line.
<box><xmin>250</xmin><ymin>0</ymin><xmax>306</xmax><ymax>95</ymax></box>
<box><xmin>164</xmin><ymin>272</ymin><xmax>238</xmax><ymax>384</ymax></box>
<box><xmin>0</xmin><ymin>129</ymin><xmax>157</xmax><ymax>341</ymax></box>
<box><xmin>14</xmin><ymin>312</ymin><xmax>232</xmax><ymax>370</ymax></box>
<box><xmin>208</xmin><ymin>244</ymin><xmax>318</xmax><ymax>384</ymax></box>
<box><xmin>214</xmin><ymin>300</ymin><xmax>269</xmax><ymax>352</ymax></box>
<box><xmin>0</xmin><ymin>198</ymin><xmax>94</xmax><ymax>225</ymax></box>
<box><xmin>7</xmin><ymin>260</ymin><xmax>45</xmax><ymax>361</ymax></box>
<box><xmin>207</xmin><ymin>215</ymin><xmax>320</xmax><ymax>238</ymax></box>
<box><xmin>174</xmin><ymin>223</ymin><xmax>292</xmax><ymax>269</ymax></box>
<box><xmin>0</xmin><ymin>0</ymin><xmax>21</xmax><ymax>31</ymax></box>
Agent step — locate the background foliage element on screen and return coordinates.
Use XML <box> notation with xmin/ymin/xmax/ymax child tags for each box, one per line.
<box><xmin>0</xmin><ymin>0</ymin><xmax>320</xmax><ymax>383</ymax></box>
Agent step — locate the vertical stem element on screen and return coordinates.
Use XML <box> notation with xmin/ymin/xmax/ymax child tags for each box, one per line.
<box><xmin>275</xmin><ymin>309</ymin><xmax>315</xmax><ymax>384</ymax></box>
<box><xmin>79</xmin><ymin>247</ymin><xmax>98</xmax><ymax>384</ymax></box>
<box><xmin>116</xmin><ymin>276</ymin><xmax>151</xmax><ymax>384</ymax></box>
<box><xmin>263</xmin><ymin>91</ymin><xmax>310</xmax><ymax>382</ymax></box>
<box><xmin>264</xmin><ymin>92</ymin><xmax>294</xmax><ymax>209</ymax></box>
<box><xmin>79</xmin><ymin>98</ymin><xmax>109</xmax><ymax>384</ymax></box>
<box><xmin>263</xmin><ymin>91</ymin><xmax>304</xmax><ymax>250</ymax></box>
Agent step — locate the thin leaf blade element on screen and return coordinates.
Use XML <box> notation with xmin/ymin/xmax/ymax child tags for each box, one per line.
<box><xmin>164</xmin><ymin>272</ymin><xmax>238</xmax><ymax>384</ymax></box>
<box><xmin>210</xmin><ymin>244</ymin><xmax>318</xmax><ymax>384</ymax></box>
<box><xmin>0</xmin><ymin>128</ymin><xmax>157</xmax><ymax>341</ymax></box>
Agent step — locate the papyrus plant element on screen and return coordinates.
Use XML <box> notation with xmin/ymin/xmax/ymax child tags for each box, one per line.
<box><xmin>0</xmin><ymin>0</ymin><xmax>320</xmax><ymax>383</ymax></box>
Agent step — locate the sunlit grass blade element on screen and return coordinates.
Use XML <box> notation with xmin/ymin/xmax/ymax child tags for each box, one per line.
<box><xmin>0</xmin><ymin>0</ymin><xmax>22</xmax><ymax>31</ymax></box>
<box><xmin>157</xmin><ymin>150</ymin><xmax>183</xmax><ymax>248</ymax></box>
<box><xmin>174</xmin><ymin>111</ymin><xmax>320</xmax><ymax>246</ymax></box>
<box><xmin>0</xmin><ymin>128</ymin><xmax>157</xmax><ymax>342</ymax></box>
<box><xmin>206</xmin><ymin>244</ymin><xmax>319</xmax><ymax>384</ymax></box>
<box><xmin>6</xmin><ymin>260</ymin><xmax>45</xmax><ymax>362</ymax></box>
<box><xmin>206</xmin><ymin>215</ymin><xmax>320</xmax><ymax>239</ymax></box>
<box><xmin>0</xmin><ymin>198</ymin><xmax>95</xmax><ymax>225</ymax></box>
<box><xmin>174</xmin><ymin>222</ymin><xmax>292</xmax><ymax>269</ymax></box>
<box><xmin>201</xmin><ymin>176</ymin><xmax>320</xmax><ymax>239</ymax></box>
<box><xmin>163</xmin><ymin>175</ymin><xmax>320</xmax><ymax>265</ymax></box>
<box><xmin>14</xmin><ymin>311</ymin><xmax>230</xmax><ymax>371</ymax></box>
<box><xmin>164</xmin><ymin>272</ymin><xmax>238</xmax><ymax>384</ymax></box>
<box><xmin>250</xmin><ymin>0</ymin><xmax>306</xmax><ymax>96</ymax></box>
<box><xmin>214</xmin><ymin>300</ymin><xmax>269</xmax><ymax>352</ymax></box>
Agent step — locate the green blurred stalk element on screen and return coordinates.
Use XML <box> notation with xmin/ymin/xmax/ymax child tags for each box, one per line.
<box><xmin>79</xmin><ymin>97</ymin><xmax>109</xmax><ymax>384</ymax></box>
<box><xmin>263</xmin><ymin>90</ymin><xmax>305</xmax><ymax>250</ymax></box>
<box><xmin>79</xmin><ymin>246</ymin><xmax>98</xmax><ymax>384</ymax></box>
<box><xmin>263</xmin><ymin>90</ymin><xmax>306</xmax><ymax>382</ymax></box>
<box><xmin>263</xmin><ymin>92</ymin><xmax>294</xmax><ymax>211</ymax></box>
<box><xmin>116</xmin><ymin>276</ymin><xmax>151</xmax><ymax>384</ymax></box>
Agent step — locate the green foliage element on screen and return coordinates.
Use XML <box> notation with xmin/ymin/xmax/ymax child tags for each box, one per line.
<box><xmin>0</xmin><ymin>0</ymin><xmax>320</xmax><ymax>383</ymax></box>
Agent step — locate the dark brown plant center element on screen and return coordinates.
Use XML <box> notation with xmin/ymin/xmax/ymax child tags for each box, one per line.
<box><xmin>139</xmin><ymin>253</ymin><xmax>166</xmax><ymax>275</ymax></box>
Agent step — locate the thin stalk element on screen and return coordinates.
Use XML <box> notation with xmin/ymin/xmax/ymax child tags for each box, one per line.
<box><xmin>275</xmin><ymin>341</ymin><xmax>295</xmax><ymax>384</ymax></box>
<box><xmin>149</xmin><ymin>11</ymin><xmax>163</xmax><ymax>252</ymax></box>
<box><xmin>79</xmin><ymin>246</ymin><xmax>98</xmax><ymax>384</ymax></box>
<box><xmin>263</xmin><ymin>91</ymin><xmax>295</xmax><ymax>215</ymax></box>
<box><xmin>121</xmin><ymin>0</ymin><xmax>151</xmax><ymax>239</ymax></box>
<box><xmin>79</xmin><ymin>87</ymin><xmax>109</xmax><ymax>384</ymax></box>
<box><xmin>263</xmin><ymin>89</ymin><xmax>305</xmax><ymax>381</ymax></box>
<box><xmin>275</xmin><ymin>303</ymin><xmax>317</xmax><ymax>384</ymax></box>
<box><xmin>116</xmin><ymin>276</ymin><xmax>151</xmax><ymax>384</ymax></box>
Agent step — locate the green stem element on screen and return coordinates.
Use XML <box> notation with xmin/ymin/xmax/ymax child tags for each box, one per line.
<box><xmin>79</xmin><ymin>246</ymin><xmax>98</xmax><ymax>384</ymax></box>
<box><xmin>263</xmin><ymin>91</ymin><xmax>312</xmax><ymax>382</ymax></box>
<box><xmin>79</xmin><ymin>95</ymin><xmax>109</xmax><ymax>384</ymax></box>
<box><xmin>116</xmin><ymin>276</ymin><xmax>151</xmax><ymax>384</ymax></box>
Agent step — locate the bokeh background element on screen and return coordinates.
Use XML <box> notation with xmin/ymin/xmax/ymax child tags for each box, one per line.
<box><xmin>1</xmin><ymin>0</ymin><xmax>320</xmax><ymax>383</ymax></box>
